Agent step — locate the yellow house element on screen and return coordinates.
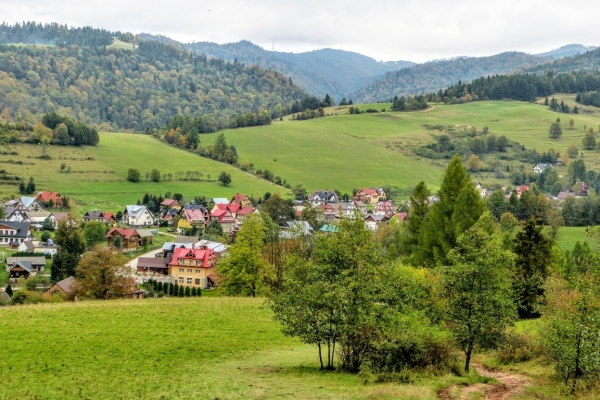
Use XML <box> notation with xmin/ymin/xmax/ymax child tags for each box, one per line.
<box><xmin>168</xmin><ymin>247</ymin><xmax>217</xmax><ymax>288</ymax></box>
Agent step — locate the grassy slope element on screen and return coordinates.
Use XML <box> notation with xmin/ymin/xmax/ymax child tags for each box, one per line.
<box><xmin>0</xmin><ymin>297</ymin><xmax>480</xmax><ymax>400</ymax></box>
<box><xmin>0</xmin><ymin>134</ymin><xmax>287</xmax><ymax>213</ymax></box>
<box><xmin>202</xmin><ymin>98</ymin><xmax>600</xmax><ymax>196</ymax></box>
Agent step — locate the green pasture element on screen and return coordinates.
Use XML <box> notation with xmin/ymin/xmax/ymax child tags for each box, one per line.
<box><xmin>555</xmin><ymin>226</ymin><xmax>598</xmax><ymax>252</ymax></box>
<box><xmin>0</xmin><ymin>134</ymin><xmax>287</xmax><ymax>213</ymax></box>
<box><xmin>0</xmin><ymin>297</ymin><xmax>484</xmax><ymax>400</ymax></box>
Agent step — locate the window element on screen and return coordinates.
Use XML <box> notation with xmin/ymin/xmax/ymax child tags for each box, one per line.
<box><xmin>187</xmin><ymin>269</ymin><xmax>192</xmax><ymax>273</ymax></box>
<box><xmin>178</xmin><ymin>277</ymin><xmax>184</xmax><ymax>284</ymax></box>
<box><xmin>179</xmin><ymin>259</ymin><xmax>184</xmax><ymax>265</ymax></box>
<box><xmin>187</xmin><ymin>278</ymin><xmax>192</xmax><ymax>284</ymax></box>
<box><xmin>195</xmin><ymin>260</ymin><xmax>200</xmax><ymax>265</ymax></box>
<box><xmin>196</xmin><ymin>269</ymin><xmax>200</xmax><ymax>274</ymax></box>
<box><xmin>179</xmin><ymin>268</ymin><xmax>184</xmax><ymax>273</ymax></box>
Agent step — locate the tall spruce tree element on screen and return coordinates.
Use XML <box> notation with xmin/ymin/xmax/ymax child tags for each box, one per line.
<box><xmin>416</xmin><ymin>155</ymin><xmax>484</xmax><ymax>266</ymax></box>
<box><xmin>513</xmin><ymin>218</ymin><xmax>552</xmax><ymax>318</ymax></box>
<box><xmin>403</xmin><ymin>181</ymin><xmax>431</xmax><ymax>264</ymax></box>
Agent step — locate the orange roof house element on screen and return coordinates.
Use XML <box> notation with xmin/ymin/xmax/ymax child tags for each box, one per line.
<box><xmin>36</xmin><ymin>191</ymin><xmax>63</xmax><ymax>207</ymax></box>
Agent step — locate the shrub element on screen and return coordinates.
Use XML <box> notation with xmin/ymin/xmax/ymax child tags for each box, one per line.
<box><xmin>497</xmin><ymin>330</ymin><xmax>543</xmax><ymax>364</ymax></box>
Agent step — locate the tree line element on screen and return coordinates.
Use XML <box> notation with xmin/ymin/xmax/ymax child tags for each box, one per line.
<box><xmin>576</xmin><ymin>90</ymin><xmax>600</xmax><ymax>107</ymax></box>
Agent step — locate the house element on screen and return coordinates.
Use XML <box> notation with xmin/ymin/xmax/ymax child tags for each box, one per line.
<box><xmin>195</xmin><ymin>239</ymin><xmax>229</xmax><ymax>259</ymax></box>
<box><xmin>123</xmin><ymin>205</ymin><xmax>155</xmax><ymax>227</ymax></box>
<box><xmin>106</xmin><ymin>228</ymin><xmax>142</xmax><ymax>251</ymax></box>
<box><xmin>364</xmin><ymin>214</ymin><xmax>388</xmax><ymax>231</ymax></box>
<box><xmin>18</xmin><ymin>240</ymin><xmax>36</xmax><ymax>253</ymax></box>
<box><xmin>308</xmin><ymin>190</ymin><xmax>339</xmax><ymax>205</ymax></box>
<box><xmin>20</xmin><ymin>196</ymin><xmax>44</xmax><ymax>212</ymax></box>
<box><xmin>354</xmin><ymin>188</ymin><xmax>387</xmax><ymax>204</ymax></box>
<box><xmin>516</xmin><ymin>185</ymin><xmax>530</xmax><ymax>198</ymax></box>
<box><xmin>44</xmin><ymin>276</ymin><xmax>75</xmax><ymax>299</ymax></box>
<box><xmin>160</xmin><ymin>199</ymin><xmax>181</xmax><ymax>210</ymax></box>
<box><xmin>137</xmin><ymin>256</ymin><xmax>170</xmax><ymax>276</ymax></box>
<box><xmin>3</xmin><ymin>207</ymin><xmax>28</xmax><ymax>223</ymax></box>
<box><xmin>212</xmin><ymin>198</ymin><xmax>229</xmax><ymax>205</ymax></box>
<box><xmin>343</xmin><ymin>201</ymin><xmax>367</xmax><ymax>218</ymax></box>
<box><xmin>210</xmin><ymin>209</ymin><xmax>237</xmax><ymax>233</ymax></box>
<box><xmin>235</xmin><ymin>207</ymin><xmax>258</xmax><ymax>228</ymax></box>
<box><xmin>168</xmin><ymin>246</ymin><xmax>217</xmax><ymax>288</ymax></box>
<box><xmin>52</xmin><ymin>212</ymin><xmax>71</xmax><ymax>226</ymax></box>
<box><xmin>26</xmin><ymin>211</ymin><xmax>55</xmax><ymax>229</ymax></box>
<box><xmin>557</xmin><ymin>191</ymin><xmax>575</xmax><ymax>201</ymax></box>
<box><xmin>3</xmin><ymin>199</ymin><xmax>25</xmax><ymax>211</ymax></box>
<box><xmin>0</xmin><ymin>221</ymin><xmax>32</xmax><ymax>247</ymax></box>
<box><xmin>533</xmin><ymin>163</ymin><xmax>554</xmax><ymax>174</ymax></box>
<box><xmin>160</xmin><ymin>208</ymin><xmax>179</xmax><ymax>225</ymax></box>
<box><xmin>373</xmin><ymin>201</ymin><xmax>396</xmax><ymax>217</ymax></box>
<box><xmin>36</xmin><ymin>191</ymin><xmax>63</xmax><ymax>207</ymax></box>
<box><xmin>33</xmin><ymin>241</ymin><xmax>60</xmax><ymax>256</ymax></box>
<box><xmin>319</xmin><ymin>224</ymin><xmax>339</xmax><ymax>235</ymax></box>
<box><xmin>82</xmin><ymin>210</ymin><xmax>118</xmax><ymax>226</ymax></box>
<box><xmin>280</xmin><ymin>221</ymin><xmax>313</xmax><ymax>238</ymax></box>
<box><xmin>318</xmin><ymin>203</ymin><xmax>338</xmax><ymax>222</ymax></box>
<box><xmin>6</xmin><ymin>257</ymin><xmax>46</xmax><ymax>280</ymax></box>
<box><xmin>230</xmin><ymin>193</ymin><xmax>253</xmax><ymax>208</ymax></box>
<box><xmin>177</xmin><ymin>207</ymin><xmax>208</xmax><ymax>234</ymax></box>
<box><xmin>137</xmin><ymin>229</ymin><xmax>155</xmax><ymax>245</ymax></box>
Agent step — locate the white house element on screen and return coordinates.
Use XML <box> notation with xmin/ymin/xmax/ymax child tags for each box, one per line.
<box><xmin>20</xmin><ymin>197</ymin><xmax>45</xmax><ymax>212</ymax></box>
<box><xmin>123</xmin><ymin>205</ymin><xmax>155</xmax><ymax>227</ymax></box>
<box><xmin>3</xmin><ymin>207</ymin><xmax>29</xmax><ymax>223</ymax></box>
<box><xmin>308</xmin><ymin>190</ymin><xmax>339</xmax><ymax>205</ymax></box>
<box><xmin>533</xmin><ymin>163</ymin><xmax>554</xmax><ymax>174</ymax></box>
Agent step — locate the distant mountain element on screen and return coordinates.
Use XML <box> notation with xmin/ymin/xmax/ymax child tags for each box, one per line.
<box><xmin>534</xmin><ymin>44</ymin><xmax>597</xmax><ymax>59</ymax></box>
<box><xmin>139</xmin><ymin>34</ymin><xmax>414</xmax><ymax>101</ymax></box>
<box><xmin>525</xmin><ymin>47</ymin><xmax>600</xmax><ymax>75</ymax></box>
<box><xmin>349</xmin><ymin>52</ymin><xmax>553</xmax><ymax>103</ymax></box>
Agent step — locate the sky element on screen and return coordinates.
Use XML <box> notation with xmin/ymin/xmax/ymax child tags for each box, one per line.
<box><xmin>1</xmin><ymin>0</ymin><xmax>598</xmax><ymax>62</ymax></box>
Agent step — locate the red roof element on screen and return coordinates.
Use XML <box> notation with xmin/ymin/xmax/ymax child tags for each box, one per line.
<box><xmin>103</xmin><ymin>212</ymin><xmax>116</xmax><ymax>221</ymax></box>
<box><xmin>517</xmin><ymin>185</ymin><xmax>529</xmax><ymax>194</ymax></box>
<box><xmin>357</xmin><ymin>189</ymin><xmax>377</xmax><ymax>196</ymax></box>
<box><xmin>106</xmin><ymin>228</ymin><xmax>138</xmax><ymax>239</ymax></box>
<box><xmin>231</xmin><ymin>193</ymin><xmax>249</xmax><ymax>204</ymax></box>
<box><xmin>211</xmin><ymin>209</ymin><xmax>236</xmax><ymax>223</ymax></box>
<box><xmin>236</xmin><ymin>207</ymin><xmax>255</xmax><ymax>216</ymax></box>
<box><xmin>183</xmin><ymin>209</ymin><xmax>206</xmax><ymax>223</ymax></box>
<box><xmin>395</xmin><ymin>212</ymin><xmax>408</xmax><ymax>221</ymax></box>
<box><xmin>36</xmin><ymin>191</ymin><xmax>60</xmax><ymax>203</ymax></box>
<box><xmin>161</xmin><ymin>199</ymin><xmax>180</xmax><ymax>207</ymax></box>
<box><xmin>169</xmin><ymin>247</ymin><xmax>216</xmax><ymax>268</ymax></box>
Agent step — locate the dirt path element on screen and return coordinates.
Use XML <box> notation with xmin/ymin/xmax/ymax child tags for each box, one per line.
<box><xmin>438</xmin><ymin>363</ymin><xmax>529</xmax><ymax>400</ymax></box>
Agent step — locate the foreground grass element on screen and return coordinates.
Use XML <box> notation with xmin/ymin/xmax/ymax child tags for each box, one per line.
<box><xmin>0</xmin><ymin>297</ymin><xmax>488</xmax><ymax>400</ymax></box>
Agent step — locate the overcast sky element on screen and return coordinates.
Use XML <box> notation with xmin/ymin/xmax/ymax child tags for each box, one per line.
<box><xmin>2</xmin><ymin>0</ymin><xmax>597</xmax><ymax>62</ymax></box>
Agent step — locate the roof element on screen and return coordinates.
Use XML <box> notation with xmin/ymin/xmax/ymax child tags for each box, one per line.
<box><xmin>124</xmin><ymin>205</ymin><xmax>148</xmax><ymax>217</ymax></box>
<box><xmin>137</xmin><ymin>257</ymin><xmax>169</xmax><ymax>269</ymax></box>
<box><xmin>106</xmin><ymin>228</ymin><xmax>139</xmax><ymax>239</ymax></box>
<box><xmin>231</xmin><ymin>193</ymin><xmax>249</xmax><ymax>204</ymax></box>
<box><xmin>3</xmin><ymin>207</ymin><xmax>25</xmax><ymax>218</ymax></box>
<box><xmin>53</xmin><ymin>212</ymin><xmax>70</xmax><ymax>222</ymax></box>
<box><xmin>137</xmin><ymin>229</ymin><xmax>154</xmax><ymax>238</ymax></box>
<box><xmin>173</xmin><ymin>235</ymin><xmax>198</xmax><ymax>244</ymax></box>
<box><xmin>162</xmin><ymin>242</ymin><xmax>194</xmax><ymax>251</ymax></box>
<box><xmin>281</xmin><ymin>221</ymin><xmax>313</xmax><ymax>238</ymax></box>
<box><xmin>0</xmin><ymin>221</ymin><xmax>30</xmax><ymax>238</ymax></box>
<box><xmin>84</xmin><ymin>210</ymin><xmax>105</xmax><ymax>219</ymax></box>
<box><xmin>212</xmin><ymin>198</ymin><xmax>229</xmax><ymax>205</ymax></box>
<box><xmin>36</xmin><ymin>191</ymin><xmax>60</xmax><ymax>203</ymax></box>
<box><xmin>357</xmin><ymin>188</ymin><xmax>378</xmax><ymax>196</ymax></box>
<box><xmin>319</xmin><ymin>224</ymin><xmax>339</xmax><ymax>232</ymax></box>
<box><xmin>161</xmin><ymin>199</ymin><xmax>180</xmax><ymax>207</ymax></box>
<box><xmin>20</xmin><ymin>240</ymin><xmax>35</xmax><ymax>251</ymax></box>
<box><xmin>557</xmin><ymin>191</ymin><xmax>575</xmax><ymax>200</ymax></box>
<box><xmin>182</xmin><ymin>209</ymin><xmax>206</xmax><ymax>223</ymax></box>
<box><xmin>170</xmin><ymin>247</ymin><xmax>216</xmax><ymax>267</ymax></box>
<box><xmin>103</xmin><ymin>212</ymin><xmax>116</xmax><ymax>221</ymax></box>
<box><xmin>310</xmin><ymin>190</ymin><xmax>338</xmax><ymax>200</ymax></box>
<box><xmin>12</xmin><ymin>261</ymin><xmax>33</xmax><ymax>272</ymax></box>
<box><xmin>395</xmin><ymin>212</ymin><xmax>408</xmax><ymax>221</ymax></box>
<box><xmin>236</xmin><ymin>207</ymin><xmax>256</xmax><ymax>216</ymax></box>
<box><xmin>207</xmin><ymin>274</ymin><xmax>220</xmax><ymax>282</ymax></box>
<box><xmin>55</xmin><ymin>276</ymin><xmax>75</xmax><ymax>294</ymax></box>
<box><xmin>20</xmin><ymin>196</ymin><xmax>39</xmax><ymax>209</ymax></box>
<box><xmin>27</xmin><ymin>211</ymin><xmax>52</xmax><ymax>220</ymax></box>
<box><xmin>195</xmin><ymin>239</ymin><xmax>229</xmax><ymax>254</ymax></box>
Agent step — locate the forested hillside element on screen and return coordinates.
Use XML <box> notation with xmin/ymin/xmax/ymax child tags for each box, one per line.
<box><xmin>141</xmin><ymin>34</ymin><xmax>414</xmax><ymax>100</ymax></box>
<box><xmin>0</xmin><ymin>24</ymin><xmax>306</xmax><ymax>131</ymax></box>
<box><xmin>534</xmin><ymin>43</ymin><xmax>597</xmax><ymax>59</ymax></box>
<box><xmin>350</xmin><ymin>52</ymin><xmax>554</xmax><ymax>102</ymax></box>
<box><xmin>525</xmin><ymin>47</ymin><xmax>600</xmax><ymax>75</ymax></box>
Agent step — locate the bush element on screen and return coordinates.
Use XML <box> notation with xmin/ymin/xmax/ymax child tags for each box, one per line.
<box><xmin>10</xmin><ymin>290</ymin><xmax>45</xmax><ymax>305</ymax></box>
<box><xmin>497</xmin><ymin>330</ymin><xmax>543</xmax><ymax>364</ymax></box>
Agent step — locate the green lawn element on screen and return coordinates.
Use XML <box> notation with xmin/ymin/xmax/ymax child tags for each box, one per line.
<box><xmin>0</xmin><ymin>134</ymin><xmax>288</xmax><ymax>214</ymax></box>
<box><xmin>0</xmin><ymin>297</ymin><xmax>482</xmax><ymax>399</ymax></box>
<box><xmin>555</xmin><ymin>226</ymin><xmax>598</xmax><ymax>252</ymax></box>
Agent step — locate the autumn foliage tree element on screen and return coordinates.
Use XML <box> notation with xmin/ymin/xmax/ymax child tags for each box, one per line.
<box><xmin>72</xmin><ymin>246</ymin><xmax>133</xmax><ymax>300</ymax></box>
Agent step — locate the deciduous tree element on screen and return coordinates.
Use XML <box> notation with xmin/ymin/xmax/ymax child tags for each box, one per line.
<box><xmin>72</xmin><ymin>246</ymin><xmax>132</xmax><ymax>300</ymax></box>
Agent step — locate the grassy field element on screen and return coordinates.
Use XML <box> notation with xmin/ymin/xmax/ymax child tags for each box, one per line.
<box><xmin>0</xmin><ymin>134</ymin><xmax>287</xmax><ymax>213</ymax></box>
<box><xmin>555</xmin><ymin>226</ymin><xmax>598</xmax><ymax>252</ymax></box>
<box><xmin>0</xmin><ymin>297</ymin><xmax>490</xmax><ymax>400</ymax></box>
<box><xmin>201</xmin><ymin>97</ymin><xmax>600</xmax><ymax>195</ymax></box>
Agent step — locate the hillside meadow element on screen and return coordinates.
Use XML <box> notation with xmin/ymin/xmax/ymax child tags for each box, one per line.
<box><xmin>204</xmin><ymin>98</ymin><xmax>600</xmax><ymax>195</ymax></box>
<box><xmin>0</xmin><ymin>134</ymin><xmax>287</xmax><ymax>213</ymax></box>
<box><xmin>0</xmin><ymin>297</ymin><xmax>488</xmax><ymax>400</ymax></box>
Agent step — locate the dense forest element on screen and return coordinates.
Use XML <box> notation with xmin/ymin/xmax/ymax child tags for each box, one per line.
<box><xmin>525</xmin><ymin>47</ymin><xmax>600</xmax><ymax>75</ymax></box>
<box><xmin>0</xmin><ymin>25</ymin><xmax>307</xmax><ymax>131</ymax></box>
<box><xmin>140</xmin><ymin>35</ymin><xmax>414</xmax><ymax>101</ymax></box>
<box><xmin>576</xmin><ymin>90</ymin><xmax>600</xmax><ymax>107</ymax></box>
<box><xmin>427</xmin><ymin>71</ymin><xmax>600</xmax><ymax>103</ymax></box>
<box><xmin>349</xmin><ymin>52</ymin><xmax>554</xmax><ymax>102</ymax></box>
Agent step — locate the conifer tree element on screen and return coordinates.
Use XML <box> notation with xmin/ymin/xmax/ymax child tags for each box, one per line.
<box><xmin>191</xmin><ymin>287</ymin><xmax>197</xmax><ymax>296</ymax></box>
<box><xmin>403</xmin><ymin>181</ymin><xmax>430</xmax><ymax>264</ymax></box>
<box><xmin>416</xmin><ymin>155</ymin><xmax>484</xmax><ymax>265</ymax></box>
<box><xmin>178</xmin><ymin>286</ymin><xmax>184</xmax><ymax>297</ymax></box>
<box><xmin>5</xmin><ymin>284</ymin><xmax>13</xmax><ymax>297</ymax></box>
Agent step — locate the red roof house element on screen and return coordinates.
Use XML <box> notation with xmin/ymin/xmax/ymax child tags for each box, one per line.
<box><xmin>36</xmin><ymin>191</ymin><xmax>63</xmax><ymax>207</ymax></box>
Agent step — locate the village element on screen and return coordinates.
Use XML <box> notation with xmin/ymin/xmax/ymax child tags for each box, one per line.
<box><xmin>0</xmin><ymin>160</ymin><xmax>591</xmax><ymax>305</ymax></box>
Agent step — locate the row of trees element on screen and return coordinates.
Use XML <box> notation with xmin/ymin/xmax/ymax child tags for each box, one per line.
<box><xmin>576</xmin><ymin>90</ymin><xmax>600</xmax><ymax>107</ymax></box>
<box><xmin>390</xmin><ymin>95</ymin><xmax>428</xmax><ymax>111</ymax></box>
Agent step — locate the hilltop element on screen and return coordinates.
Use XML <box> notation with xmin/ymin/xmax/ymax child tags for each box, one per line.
<box><xmin>534</xmin><ymin>43</ymin><xmax>597</xmax><ymax>59</ymax></box>
<box><xmin>141</xmin><ymin>34</ymin><xmax>414</xmax><ymax>101</ymax></box>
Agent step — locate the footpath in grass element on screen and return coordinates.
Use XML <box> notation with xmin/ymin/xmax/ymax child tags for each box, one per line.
<box><xmin>0</xmin><ymin>297</ymin><xmax>485</xmax><ymax>400</ymax></box>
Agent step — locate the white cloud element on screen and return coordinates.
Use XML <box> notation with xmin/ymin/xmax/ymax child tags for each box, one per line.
<box><xmin>1</xmin><ymin>0</ymin><xmax>597</xmax><ymax>62</ymax></box>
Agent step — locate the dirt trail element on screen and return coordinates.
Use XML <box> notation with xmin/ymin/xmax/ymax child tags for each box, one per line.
<box><xmin>438</xmin><ymin>363</ymin><xmax>530</xmax><ymax>400</ymax></box>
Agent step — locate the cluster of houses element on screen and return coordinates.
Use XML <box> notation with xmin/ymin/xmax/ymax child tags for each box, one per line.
<box><xmin>298</xmin><ymin>188</ymin><xmax>407</xmax><ymax>231</ymax></box>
